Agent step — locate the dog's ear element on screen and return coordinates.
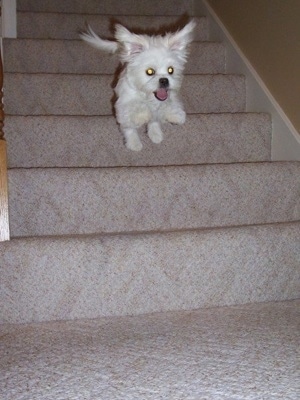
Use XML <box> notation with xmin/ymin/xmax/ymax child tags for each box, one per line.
<box><xmin>115</xmin><ymin>24</ymin><xmax>149</xmax><ymax>61</ymax></box>
<box><xmin>167</xmin><ymin>20</ymin><xmax>196</xmax><ymax>52</ymax></box>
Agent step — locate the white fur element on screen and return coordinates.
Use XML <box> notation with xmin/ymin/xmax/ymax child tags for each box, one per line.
<box><xmin>80</xmin><ymin>21</ymin><xmax>196</xmax><ymax>151</ymax></box>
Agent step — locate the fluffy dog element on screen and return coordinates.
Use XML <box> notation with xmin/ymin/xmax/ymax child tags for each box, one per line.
<box><xmin>80</xmin><ymin>20</ymin><xmax>195</xmax><ymax>151</ymax></box>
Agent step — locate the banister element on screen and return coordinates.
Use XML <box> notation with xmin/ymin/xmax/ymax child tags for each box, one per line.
<box><xmin>0</xmin><ymin>41</ymin><xmax>4</xmax><ymax>140</ymax></box>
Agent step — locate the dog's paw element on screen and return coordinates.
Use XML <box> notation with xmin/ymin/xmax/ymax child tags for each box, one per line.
<box><xmin>148</xmin><ymin>122</ymin><xmax>163</xmax><ymax>144</ymax></box>
<box><xmin>122</xmin><ymin>127</ymin><xmax>143</xmax><ymax>151</ymax></box>
<box><xmin>165</xmin><ymin>109</ymin><xmax>186</xmax><ymax>125</ymax></box>
<box><xmin>126</xmin><ymin>137</ymin><xmax>143</xmax><ymax>151</ymax></box>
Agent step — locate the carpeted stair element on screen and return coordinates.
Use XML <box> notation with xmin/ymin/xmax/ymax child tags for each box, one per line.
<box><xmin>0</xmin><ymin>1</ymin><xmax>299</xmax><ymax>397</ymax></box>
<box><xmin>1</xmin><ymin>300</ymin><xmax>299</xmax><ymax>399</ymax></box>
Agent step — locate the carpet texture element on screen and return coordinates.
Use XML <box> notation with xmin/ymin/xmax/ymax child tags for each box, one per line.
<box><xmin>1</xmin><ymin>300</ymin><xmax>299</xmax><ymax>399</ymax></box>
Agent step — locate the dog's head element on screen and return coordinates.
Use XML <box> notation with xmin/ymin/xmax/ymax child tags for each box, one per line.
<box><xmin>115</xmin><ymin>21</ymin><xmax>196</xmax><ymax>101</ymax></box>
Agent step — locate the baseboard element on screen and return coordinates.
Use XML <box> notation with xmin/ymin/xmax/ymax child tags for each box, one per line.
<box><xmin>196</xmin><ymin>0</ymin><xmax>300</xmax><ymax>161</ymax></box>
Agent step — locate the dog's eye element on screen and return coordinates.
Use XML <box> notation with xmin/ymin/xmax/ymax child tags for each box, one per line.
<box><xmin>146</xmin><ymin>68</ymin><xmax>155</xmax><ymax>76</ymax></box>
<box><xmin>168</xmin><ymin>67</ymin><xmax>174</xmax><ymax>75</ymax></box>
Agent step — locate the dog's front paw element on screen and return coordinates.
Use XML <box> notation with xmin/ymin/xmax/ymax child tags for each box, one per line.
<box><xmin>122</xmin><ymin>127</ymin><xmax>143</xmax><ymax>151</ymax></box>
<box><xmin>126</xmin><ymin>138</ymin><xmax>143</xmax><ymax>151</ymax></box>
<box><xmin>165</xmin><ymin>109</ymin><xmax>186</xmax><ymax>125</ymax></box>
<box><xmin>148</xmin><ymin>122</ymin><xmax>163</xmax><ymax>144</ymax></box>
<box><xmin>126</xmin><ymin>135</ymin><xmax>143</xmax><ymax>151</ymax></box>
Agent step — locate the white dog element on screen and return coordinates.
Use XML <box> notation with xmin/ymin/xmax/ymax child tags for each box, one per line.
<box><xmin>80</xmin><ymin>21</ymin><xmax>195</xmax><ymax>151</ymax></box>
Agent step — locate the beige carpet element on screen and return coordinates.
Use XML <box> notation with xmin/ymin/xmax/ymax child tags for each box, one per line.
<box><xmin>1</xmin><ymin>300</ymin><xmax>299</xmax><ymax>399</ymax></box>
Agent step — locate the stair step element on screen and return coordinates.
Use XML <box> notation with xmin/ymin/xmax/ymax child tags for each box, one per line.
<box><xmin>1</xmin><ymin>222</ymin><xmax>299</xmax><ymax>323</ymax></box>
<box><xmin>8</xmin><ymin>163</ymin><xmax>300</xmax><ymax>237</ymax></box>
<box><xmin>4</xmin><ymin>73</ymin><xmax>246</xmax><ymax>116</ymax></box>
<box><xmin>17</xmin><ymin>0</ymin><xmax>195</xmax><ymax>16</ymax></box>
<box><xmin>17</xmin><ymin>13</ymin><xmax>209</xmax><ymax>41</ymax></box>
<box><xmin>6</xmin><ymin>114</ymin><xmax>271</xmax><ymax>168</ymax></box>
<box><xmin>4</xmin><ymin>40</ymin><xmax>225</xmax><ymax>75</ymax></box>
<box><xmin>1</xmin><ymin>301</ymin><xmax>299</xmax><ymax>399</ymax></box>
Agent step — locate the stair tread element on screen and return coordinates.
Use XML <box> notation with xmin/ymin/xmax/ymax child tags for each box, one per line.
<box><xmin>4</xmin><ymin>40</ymin><xmax>225</xmax><ymax>75</ymax></box>
<box><xmin>1</xmin><ymin>222</ymin><xmax>299</xmax><ymax>323</ymax></box>
<box><xmin>17</xmin><ymin>0</ymin><xmax>196</xmax><ymax>16</ymax></box>
<box><xmin>8</xmin><ymin>162</ymin><xmax>300</xmax><ymax>237</ymax></box>
<box><xmin>6</xmin><ymin>113</ymin><xmax>271</xmax><ymax>168</ymax></box>
<box><xmin>1</xmin><ymin>300</ymin><xmax>298</xmax><ymax>397</ymax></box>
<box><xmin>4</xmin><ymin>73</ymin><xmax>246</xmax><ymax>115</ymax></box>
<box><xmin>17</xmin><ymin>13</ymin><xmax>209</xmax><ymax>40</ymax></box>
<box><xmin>1</xmin><ymin>300</ymin><xmax>299</xmax><ymax>398</ymax></box>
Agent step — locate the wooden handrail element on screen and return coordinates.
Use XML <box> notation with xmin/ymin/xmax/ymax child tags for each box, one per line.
<box><xmin>0</xmin><ymin>46</ymin><xmax>10</xmax><ymax>241</ymax></box>
<box><xmin>0</xmin><ymin>44</ymin><xmax>4</xmax><ymax>140</ymax></box>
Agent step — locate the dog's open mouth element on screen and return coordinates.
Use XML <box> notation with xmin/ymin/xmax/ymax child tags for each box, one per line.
<box><xmin>154</xmin><ymin>88</ymin><xmax>168</xmax><ymax>101</ymax></box>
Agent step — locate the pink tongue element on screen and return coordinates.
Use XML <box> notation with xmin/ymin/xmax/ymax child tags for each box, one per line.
<box><xmin>155</xmin><ymin>88</ymin><xmax>168</xmax><ymax>101</ymax></box>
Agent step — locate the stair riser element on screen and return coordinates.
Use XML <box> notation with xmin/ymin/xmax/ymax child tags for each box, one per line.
<box><xmin>4</xmin><ymin>41</ymin><xmax>225</xmax><ymax>75</ymax></box>
<box><xmin>6</xmin><ymin>114</ymin><xmax>271</xmax><ymax>168</ymax></box>
<box><xmin>4</xmin><ymin>74</ymin><xmax>246</xmax><ymax>115</ymax></box>
<box><xmin>8</xmin><ymin>163</ymin><xmax>300</xmax><ymax>237</ymax></box>
<box><xmin>17</xmin><ymin>14</ymin><xmax>208</xmax><ymax>41</ymax></box>
<box><xmin>18</xmin><ymin>0</ymin><xmax>195</xmax><ymax>15</ymax></box>
<box><xmin>1</xmin><ymin>223</ymin><xmax>299</xmax><ymax>324</ymax></box>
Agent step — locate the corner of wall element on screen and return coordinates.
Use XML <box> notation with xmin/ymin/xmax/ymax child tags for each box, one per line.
<box><xmin>194</xmin><ymin>0</ymin><xmax>300</xmax><ymax>161</ymax></box>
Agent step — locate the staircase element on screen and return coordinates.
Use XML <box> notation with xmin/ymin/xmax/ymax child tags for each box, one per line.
<box><xmin>0</xmin><ymin>1</ymin><xmax>299</xmax><ymax>397</ymax></box>
<box><xmin>2</xmin><ymin>0</ymin><xmax>300</xmax><ymax>322</ymax></box>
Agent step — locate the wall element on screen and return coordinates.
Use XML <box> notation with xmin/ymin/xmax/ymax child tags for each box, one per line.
<box><xmin>201</xmin><ymin>0</ymin><xmax>300</xmax><ymax>135</ymax></box>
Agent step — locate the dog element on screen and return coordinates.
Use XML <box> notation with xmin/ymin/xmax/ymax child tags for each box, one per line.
<box><xmin>80</xmin><ymin>20</ymin><xmax>195</xmax><ymax>151</ymax></box>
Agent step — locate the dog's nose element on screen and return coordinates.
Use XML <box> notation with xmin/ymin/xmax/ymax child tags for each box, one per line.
<box><xmin>159</xmin><ymin>78</ymin><xmax>169</xmax><ymax>88</ymax></box>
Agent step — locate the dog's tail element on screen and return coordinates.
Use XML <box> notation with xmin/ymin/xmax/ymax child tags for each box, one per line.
<box><xmin>79</xmin><ymin>25</ymin><xmax>118</xmax><ymax>54</ymax></box>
